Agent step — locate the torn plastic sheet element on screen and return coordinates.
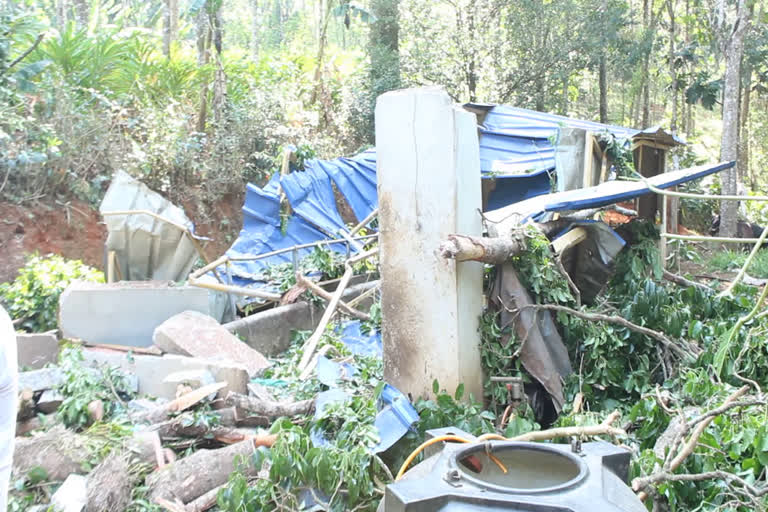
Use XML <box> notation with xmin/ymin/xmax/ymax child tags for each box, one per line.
<box><xmin>310</xmin><ymin>149</ymin><xmax>378</xmax><ymax>223</ymax></box>
<box><xmin>280</xmin><ymin>165</ymin><xmax>348</xmax><ymax>236</ymax></box>
<box><xmin>309</xmin><ymin>323</ymin><xmax>418</xmax><ymax>454</ymax></box>
<box><xmin>100</xmin><ymin>170</ymin><xmax>199</xmax><ymax>282</ymax></box>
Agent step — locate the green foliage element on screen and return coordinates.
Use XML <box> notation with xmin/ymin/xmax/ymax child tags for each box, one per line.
<box><xmin>0</xmin><ymin>254</ymin><xmax>104</xmax><ymax>332</ymax></box>
<box><xmin>57</xmin><ymin>346</ymin><xmax>135</xmax><ymax>430</ymax></box>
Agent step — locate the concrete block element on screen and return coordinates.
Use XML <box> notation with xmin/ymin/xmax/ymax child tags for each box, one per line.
<box><xmin>16</xmin><ymin>333</ymin><xmax>59</xmax><ymax>370</ymax></box>
<box><xmin>58</xmin><ymin>281</ymin><xmax>222</xmax><ymax>347</ymax></box>
<box><xmin>375</xmin><ymin>88</ymin><xmax>484</xmax><ymax>401</ymax></box>
<box><xmin>225</xmin><ymin>279</ymin><xmax>379</xmax><ymax>356</ymax></box>
<box><xmin>18</xmin><ymin>368</ymin><xmax>63</xmax><ymax>392</ymax></box>
<box><xmin>51</xmin><ymin>474</ymin><xmax>87</xmax><ymax>512</ymax></box>
<box><xmin>37</xmin><ymin>389</ymin><xmax>63</xmax><ymax>414</ymax></box>
<box><xmin>154</xmin><ymin>311</ymin><xmax>269</xmax><ymax>376</ymax></box>
<box><xmin>81</xmin><ymin>349</ymin><xmax>248</xmax><ymax>400</ymax></box>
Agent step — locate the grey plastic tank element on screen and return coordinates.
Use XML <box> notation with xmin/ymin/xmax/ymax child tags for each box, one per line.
<box><xmin>381</xmin><ymin>428</ymin><xmax>646</xmax><ymax>512</ymax></box>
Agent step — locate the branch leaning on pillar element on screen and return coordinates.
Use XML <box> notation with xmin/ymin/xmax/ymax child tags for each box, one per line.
<box><xmin>438</xmin><ymin>234</ymin><xmax>527</xmax><ymax>264</ymax></box>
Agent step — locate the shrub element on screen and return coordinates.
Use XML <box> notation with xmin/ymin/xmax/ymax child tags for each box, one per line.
<box><xmin>0</xmin><ymin>254</ymin><xmax>104</xmax><ymax>332</ymax></box>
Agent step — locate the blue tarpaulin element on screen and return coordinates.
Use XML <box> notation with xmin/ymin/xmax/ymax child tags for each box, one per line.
<box><xmin>485</xmin><ymin>161</ymin><xmax>735</xmax><ymax>224</ymax></box>
<box><xmin>222</xmin><ymin>105</ymin><xmax>709</xmax><ymax>290</ymax></box>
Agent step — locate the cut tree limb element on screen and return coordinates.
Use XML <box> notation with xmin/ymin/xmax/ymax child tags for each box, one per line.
<box><xmin>148</xmin><ymin>438</ymin><xmax>265</xmax><ymax>504</ymax></box>
<box><xmin>224</xmin><ymin>392</ymin><xmax>314</xmax><ymax>418</ymax></box>
<box><xmin>438</xmin><ymin>234</ymin><xmax>526</xmax><ymax>263</ymax></box>
<box><xmin>662</xmin><ymin>270</ymin><xmax>712</xmax><ymax>292</ymax></box>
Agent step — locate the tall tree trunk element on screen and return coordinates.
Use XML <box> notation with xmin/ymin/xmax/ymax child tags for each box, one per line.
<box><xmin>667</xmin><ymin>0</ymin><xmax>677</xmax><ymax>133</ymax></box>
<box><xmin>73</xmin><ymin>0</ymin><xmax>88</xmax><ymax>29</ymax></box>
<box><xmin>641</xmin><ymin>0</ymin><xmax>651</xmax><ymax>128</ymax></box>
<box><xmin>718</xmin><ymin>0</ymin><xmax>749</xmax><ymax>238</ymax></box>
<box><xmin>311</xmin><ymin>0</ymin><xmax>331</xmax><ymax>107</ymax></box>
<box><xmin>369</xmin><ymin>0</ymin><xmax>400</xmax><ymax>140</ymax></box>
<box><xmin>599</xmin><ymin>57</ymin><xmax>608</xmax><ymax>123</ymax></box>
<box><xmin>211</xmin><ymin>6</ymin><xmax>226</xmax><ymax>127</ymax></box>
<box><xmin>739</xmin><ymin>66</ymin><xmax>751</xmax><ymax>188</ymax></box>
<box><xmin>196</xmin><ymin>6</ymin><xmax>211</xmax><ymax>134</ymax></box>
<box><xmin>561</xmin><ymin>75</ymin><xmax>569</xmax><ymax>116</ymax></box>
<box><xmin>250</xmin><ymin>0</ymin><xmax>259</xmax><ymax>61</ymax></box>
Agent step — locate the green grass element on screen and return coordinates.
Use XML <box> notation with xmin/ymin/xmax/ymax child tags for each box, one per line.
<box><xmin>707</xmin><ymin>248</ymin><xmax>768</xmax><ymax>278</ymax></box>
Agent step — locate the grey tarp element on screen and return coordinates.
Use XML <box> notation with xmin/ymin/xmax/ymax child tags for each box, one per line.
<box><xmin>490</xmin><ymin>264</ymin><xmax>572</xmax><ymax>412</ymax></box>
<box><xmin>99</xmin><ymin>171</ymin><xmax>198</xmax><ymax>282</ymax></box>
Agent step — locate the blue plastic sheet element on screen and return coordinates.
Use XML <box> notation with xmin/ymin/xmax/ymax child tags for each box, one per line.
<box><xmin>309</xmin><ymin>322</ymin><xmax>418</xmax><ymax>454</ymax></box>
<box><xmin>281</xmin><ymin>165</ymin><xmax>348</xmax><ymax>236</ymax></box>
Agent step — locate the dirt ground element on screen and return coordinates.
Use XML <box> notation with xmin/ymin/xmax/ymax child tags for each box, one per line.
<box><xmin>0</xmin><ymin>197</ymin><xmax>243</xmax><ymax>284</ymax></box>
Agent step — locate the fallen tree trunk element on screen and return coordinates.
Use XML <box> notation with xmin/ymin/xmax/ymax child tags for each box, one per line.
<box><xmin>153</xmin><ymin>413</ymin><xmax>277</xmax><ymax>444</ymax></box>
<box><xmin>13</xmin><ymin>425</ymin><xmax>90</xmax><ymax>481</ymax></box>
<box><xmin>438</xmin><ymin>234</ymin><xmax>526</xmax><ymax>263</ymax></box>
<box><xmin>148</xmin><ymin>438</ymin><xmax>272</xmax><ymax>504</ymax></box>
<box><xmin>223</xmin><ymin>392</ymin><xmax>314</xmax><ymax>418</ymax></box>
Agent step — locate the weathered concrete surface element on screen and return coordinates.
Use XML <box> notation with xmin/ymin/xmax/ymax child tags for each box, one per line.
<box><xmin>375</xmin><ymin>88</ymin><xmax>484</xmax><ymax>401</ymax></box>
<box><xmin>58</xmin><ymin>281</ymin><xmax>222</xmax><ymax>348</ymax></box>
<box><xmin>81</xmin><ymin>349</ymin><xmax>248</xmax><ymax>399</ymax></box>
<box><xmin>154</xmin><ymin>311</ymin><xmax>269</xmax><ymax>376</ymax></box>
<box><xmin>17</xmin><ymin>368</ymin><xmax>63</xmax><ymax>393</ymax></box>
<box><xmin>16</xmin><ymin>333</ymin><xmax>58</xmax><ymax>369</ymax></box>
<box><xmin>225</xmin><ymin>279</ymin><xmax>379</xmax><ymax>356</ymax></box>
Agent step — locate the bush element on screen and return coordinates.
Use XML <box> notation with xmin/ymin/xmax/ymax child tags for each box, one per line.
<box><xmin>0</xmin><ymin>254</ymin><xmax>104</xmax><ymax>332</ymax></box>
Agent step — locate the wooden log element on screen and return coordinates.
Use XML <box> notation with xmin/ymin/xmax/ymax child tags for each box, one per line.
<box><xmin>437</xmin><ymin>234</ymin><xmax>526</xmax><ymax>263</ymax></box>
<box><xmin>13</xmin><ymin>425</ymin><xmax>90</xmax><ymax>481</ymax></box>
<box><xmin>147</xmin><ymin>438</ymin><xmax>266</xmax><ymax>504</ymax></box>
<box><xmin>223</xmin><ymin>392</ymin><xmax>314</xmax><ymax>418</ymax></box>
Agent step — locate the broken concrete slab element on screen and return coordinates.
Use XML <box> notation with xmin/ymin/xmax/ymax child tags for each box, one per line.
<box><xmin>163</xmin><ymin>369</ymin><xmax>215</xmax><ymax>394</ymax></box>
<box><xmin>51</xmin><ymin>474</ymin><xmax>87</xmax><ymax>512</ymax></box>
<box><xmin>225</xmin><ymin>279</ymin><xmax>379</xmax><ymax>356</ymax></box>
<box><xmin>37</xmin><ymin>389</ymin><xmax>64</xmax><ymax>414</ymax></box>
<box><xmin>154</xmin><ymin>311</ymin><xmax>270</xmax><ymax>377</ymax></box>
<box><xmin>16</xmin><ymin>332</ymin><xmax>59</xmax><ymax>369</ymax></box>
<box><xmin>18</xmin><ymin>368</ymin><xmax>63</xmax><ymax>392</ymax></box>
<box><xmin>81</xmin><ymin>349</ymin><xmax>248</xmax><ymax>399</ymax></box>
<box><xmin>58</xmin><ymin>281</ymin><xmax>224</xmax><ymax>348</ymax></box>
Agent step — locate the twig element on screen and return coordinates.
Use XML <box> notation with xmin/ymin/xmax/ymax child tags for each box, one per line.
<box><xmin>554</xmin><ymin>256</ymin><xmax>581</xmax><ymax>307</ymax></box>
<box><xmin>662</xmin><ymin>270</ymin><xmax>713</xmax><ymax>293</ymax></box>
<box><xmin>297</xmin><ymin>248</ymin><xmax>379</xmax><ymax>372</ymax></box>
<box><xmin>634</xmin><ymin>471</ymin><xmax>768</xmax><ymax>500</ymax></box>
<box><xmin>634</xmin><ymin>386</ymin><xmax>751</xmax><ymax>501</ymax></box>
<box><xmin>0</xmin><ymin>34</ymin><xmax>45</xmax><ymax>77</ymax></box>
<box><xmin>508</xmin><ymin>303</ymin><xmax>697</xmax><ymax>359</ymax></box>
<box><xmin>296</xmin><ymin>273</ymin><xmax>371</xmax><ymax>321</ymax></box>
<box><xmin>720</xmin><ymin>223</ymin><xmax>768</xmax><ymax>296</ymax></box>
<box><xmin>508</xmin><ymin>410</ymin><xmax>624</xmax><ymax>442</ymax></box>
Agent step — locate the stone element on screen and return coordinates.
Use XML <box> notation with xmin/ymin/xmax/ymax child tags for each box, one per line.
<box><xmin>51</xmin><ymin>474</ymin><xmax>87</xmax><ymax>512</ymax></box>
<box><xmin>81</xmin><ymin>349</ymin><xmax>248</xmax><ymax>400</ymax></box>
<box><xmin>375</xmin><ymin>88</ymin><xmax>484</xmax><ymax>401</ymax></box>
<box><xmin>225</xmin><ymin>279</ymin><xmax>379</xmax><ymax>356</ymax></box>
<box><xmin>16</xmin><ymin>333</ymin><xmax>58</xmax><ymax>370</ymax></box>
<box><xmin>154</xmin><ymin>311</ymin><xmax>270</xmax><ymax>377</ymax></box>
<box><xmin>37</xmin><ymin>389</ymin><xmax>63</xmax><ymax>414</ymax></box>
<box><xmin>58</xmin><ymin>281</ymin><xmax>223</xmax><ymax>348</ymax></box>
<box><xmin>17</xmin><ymin>368</ymin><xmax>63</xmax><ymax>392</ymax></box>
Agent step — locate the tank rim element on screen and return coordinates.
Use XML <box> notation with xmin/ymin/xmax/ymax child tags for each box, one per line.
<box><xmin>447</xmin><ymin>441</ymin><xmax>589</xmax><ymax>495</ymax></box>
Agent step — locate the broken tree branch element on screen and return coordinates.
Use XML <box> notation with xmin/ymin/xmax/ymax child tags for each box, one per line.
<box><xmin>0</xmin><ymin>34</ymin><xmax>44</xmax><ymax>77</ymax></box>
<box><xmin>438</xmin><ymin>234</ymin><xmax>526</xmax><ymax>263</ymax></box>
<box><xmin>223</xmin><ymin>392</ymin><xmax>314</xmax><ymax>418</ymax></box>
<box><xmin>662</xmin><ymin>270</ymin><xmax>712</xmax><ymax>292</ymax></box>
<box><xmin>633</xmin><ymin>386</ymin><xmax>751</xmax><ymax>501</ymax></box>
<box><xmin>297</xmin><ymin>248</ymin><xmax>379</xmax><ymax>372</ymax></box>
<box><xmin>508</xmin><ymin>410</ymin><xmax>625</xmax><ymax>442</ymax></box>
<box><xmin>296</xmin><ymin>273</ymin><xmax>371</xmax><ymax>321</ymax></box>
<box><xmin>554</xmin><ymin>256</ymin><xmax>581</xmax><ymax>307</ymax></box>
<box><xmin>509</xmin><ymin>303</ymin><xmax>698</xmax><ymax>360</ymax></box>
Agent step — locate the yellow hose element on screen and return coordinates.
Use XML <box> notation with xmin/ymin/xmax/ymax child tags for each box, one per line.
<box><xmin>395</xmin><ymin>434</ymin><xmax>509</xmax><ymax>481</ymax></box>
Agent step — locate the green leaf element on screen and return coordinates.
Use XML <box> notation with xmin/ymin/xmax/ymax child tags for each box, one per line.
<box><xmin>432</xmin><ymin>379</ymin><xmax>439</xmax><ymax>394</ymax></box>
<box><xmin>454</xmin><ymin>383</ymin><xmax>465</xmax><ymax>401</ymax></box>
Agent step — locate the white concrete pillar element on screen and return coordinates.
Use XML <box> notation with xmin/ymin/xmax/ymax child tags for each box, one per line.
<box><xmin>375</xmin><ymin>87</ymin><xmax>484</xmax><ymax>401</ymax></box>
